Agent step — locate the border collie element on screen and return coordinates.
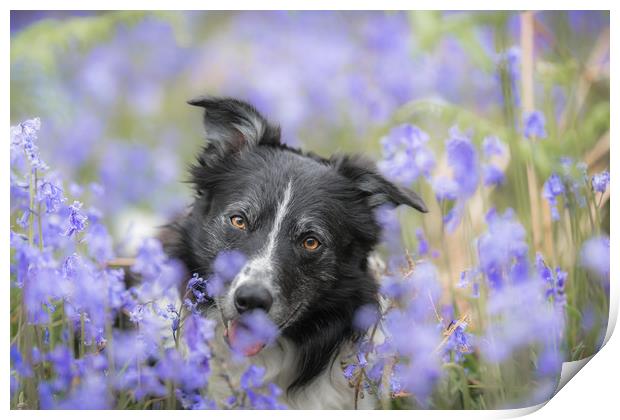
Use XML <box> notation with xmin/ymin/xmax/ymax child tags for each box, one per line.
<box><xmin>164</xmin><ymin>97</ymin><xmax>427</xmax><ymax>409</ymax></box>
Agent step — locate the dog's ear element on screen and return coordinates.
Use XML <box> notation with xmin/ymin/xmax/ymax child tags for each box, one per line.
<box><xmin>188</xmin><ymin>96</ymin><xmax>281</xmax><ymax>158</ymax></box>
<box><xmin>331</xmin><ymin>154</ymin><xmax>428</xmax><ymax>213</ymax></box>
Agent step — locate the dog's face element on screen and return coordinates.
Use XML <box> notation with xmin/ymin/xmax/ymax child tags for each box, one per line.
<box><xmin>172</xmin><ymin>97</ymin><xmax>426</xmax><ymax>387</ymax></box>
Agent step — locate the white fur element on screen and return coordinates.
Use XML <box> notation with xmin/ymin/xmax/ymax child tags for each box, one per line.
<box><xmin>230</xmin><ymin>180</ymin><xmax>293</xmax><ymax>292</ymax></box>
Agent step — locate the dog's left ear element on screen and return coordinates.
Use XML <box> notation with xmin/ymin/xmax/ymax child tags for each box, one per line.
<box><xmin>188</xmin><ymin>96</ymin><xmax>281</xmax><ymax>154</ymax></box>
<box><xmin>331</xmin><ymin>155</ymin><xmax>428</xmax><ymax>213</ymax></box>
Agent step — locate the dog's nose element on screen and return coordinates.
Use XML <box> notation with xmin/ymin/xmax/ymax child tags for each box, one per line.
<box><xmin>234</xmin><ymin>284</ymin><xmax>273</xmax><ymax>314</ymax></box>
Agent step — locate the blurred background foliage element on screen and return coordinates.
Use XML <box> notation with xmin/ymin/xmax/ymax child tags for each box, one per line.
<box><xmin>10</xmin><ymin>10</ymin><xmax>610</xmax><ymax>409</ymax></box>
<box><xmin>10</xmin><ymin>10</ymin><xmax>609</xmax><ymax>231</ymax></box>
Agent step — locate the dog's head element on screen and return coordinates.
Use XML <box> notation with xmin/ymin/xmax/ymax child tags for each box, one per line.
<box><xmin>171</xmin><ymin>97</ymin><xmax>427</xmax><ymax>389</ymax></box>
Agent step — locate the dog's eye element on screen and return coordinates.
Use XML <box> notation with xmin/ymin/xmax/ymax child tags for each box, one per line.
<box><xmin>302</xmin><ymin>236</ymin><xmax>321</xmax><ymax>251</ymax></box>
<box><xmin>230</xmin><ymin>215</ymin><xmax>247</xmax><ymax>230</ymax></box>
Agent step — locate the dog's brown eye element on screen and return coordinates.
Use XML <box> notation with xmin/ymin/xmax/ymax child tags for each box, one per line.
<box><xmin>230</xmin><ymin>215</ymin><xmax>247</xmax><ymax>230</ymax></box>
<box><xmin>302</xmin><ymin>237</ymin><xmax>320</xmax><ymax>251</ymax></box>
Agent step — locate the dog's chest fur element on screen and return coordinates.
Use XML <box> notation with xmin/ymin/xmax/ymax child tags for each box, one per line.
<box><xmin>204</xmin><ymin>314</ymin><xmax>375</xmax><ymax>409</ymax></box>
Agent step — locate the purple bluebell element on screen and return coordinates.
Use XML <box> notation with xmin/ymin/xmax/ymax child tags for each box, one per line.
<box><xmin>378</xmin><ymin>124</ymin><xmax>436</xmax><ymax>185</ymax></box>
<box><xmin>542</xmin><ymin>173</ymin><xmax>565</xmax><ymax>221</ymax></box>
<box><xmin>591</xmin><ymin>170</ymin><xmax>610</xmax><ymax>193</ymax></box>
<box><xmin>85</xmin><ymin>223</ymin><xmax>114</xmax><ymax>263</ymax></box>
<box><xmin>483</xmin><ymin>164</ymin><xmax>505</xmax><ymax>186</ymax></box>
<box><xmin>131</xmin><ymin>238</ymin><xmax>167</xmax><ymax>280</ymax></box>
<box><xmin>375</xmin><ymin>204</ymin><xmax>402</xmax><ymax>253</ymax></box>
<box><xmin>482</xmin><ymin>136</ymin><xmax>507</xmax><ymax>157</ymax></box>
<box><xmin>353</xmin><ymin>304</ymin><xmax>380</xmax><ymax>331</ymax></box>
<box><xmin>580</xmin><ymin>235</ymin><xmax>610</xmax><ymax>282</ymax></box>
<box><xmin>416</xmin><ymin>227</ymin><xmax>429</xmax><ymax>256</ymax></box>
<box><xmin>523</xmin><ymin>111</ymin><xmax>547</xmax><ymax>139</ymax></box>
<box><xmin>213</xmin><ymin>250</ymin><xmax>247</xmax><ymax>281</ymax></box>
<box><xmin>446</xmin><ymin>127</ymin><xmax>480</xmax><ymax>199</ymax></box>
<box><xmin>11</xmin><ymin>118</ymin><xmax>48</xmax><ymax>170</ymax></box>
<box><xmin>477</xmin><ymin>208</ymin><xmax>528</xmax><ymax>289</ymax></box>
<box><xmin>444</xmin><ymin>321</ymin><xmax>474</xmax><ymax>363</ymax></box>
<box><xmin>39</xmin><ymin>179</ymin><xmax>65</xmax><ymax>213</ymax></box>
<box><xmin>229</xmin><ymin>310</ymin><xmax>279</xmax><ymax>358</ymax></box>
<box><xmin>65</xmin><ymin>201</ymin><xmax>88</xmax><ymax>237</ymax></box>
<box><xmin>481</xmin><ymin>279</ymin><xmax>565</xmax><ymax>365</ymax></box>
<box><xmin>432</xmin><ymin>176</ymin><xmax>459</xmax><ymax>202</ymax></box>
<box><xmin>342</xmin><ymin>364</ymin><xmax>356</xmax><ymax>380</ymax></box>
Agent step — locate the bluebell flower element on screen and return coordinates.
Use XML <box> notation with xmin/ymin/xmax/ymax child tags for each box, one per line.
<box><xmin>444</xmin><ymin>321</ymin><xmax>474</xmax><ymax>363</ymax></box>
<box><xmin>131</xmin><ymin>238</ymin><xmax>167</xmax><ymax>280</ymax></box>
<box><xmin>523</xmin><ymin>111</ymin><xmax>547</xmax><ymax>139</ymax></box>
<box><xmin>85</xmin><ymin>223</ymin><xmax>114</xmax><ymax>263</ymax></box>
<box><xmin>353</xmin><ymin>304</ymin><xmax>380</xmax><ymax>331</ymax></box>
<box><xmin>17</xmin><ymin>208</ymin><xmax>32</xmax><ymax>229</ymax></box>
<box><xmin>342</xmin><ymin>364</ymin><xmax>356</xmax><ymax>380</ymax></box>
<box><xmin>39</xmin><ymin>180</ymin><xmax>65</xmax><ymax>213</ymax></box>
<box><xmin>65</xmin><ymin>201</ymin><xmax>88</xmax><ymax>237</ymax></box>
<box><xmin>481</xmin><ymin>279</ymin><xmax>565</xmax><ymax>364</ymax></box>
<box><xmin>246</xmin><ymin>383</ymin><xmax>286</xmax><ymax>409</ymax></box>
<box><xmin>580</xmin><ymin>235</ymin><xmax>610</xmax><ymax>284</ymax></box>
<box><xmin>591</xmin><ymin>170</ymin><xmax>610</xmax><ymax>193</ymax></box>
<box><xmin>482</xmin><ymin>136</ymin><xmax>507</xmax><ymax>157</ymax></box>
<box><xmin>378</xmin><ymin>124</ymin><xmax>436</xmax><ymax>185</ymax></box>
<box><xmin>229</xmin><ymin>310</ymin><xmax>279</xmax><ymax>357</ymax></box>
<box><xmin>535</xmin><ymin>253</ymin><xmax>567</xmax><ymax>307</ymax></box>
<box><xmin>186</xmin><ymin>273</ymin><xmax>210</xmax><ymax>304</ymax></box>
<box><xmin>241</xmin><ymin>365</ymin><xmax>266</xmax><ymax>390</ymax></box>
<box><xmin>477</xmin><ymin>208</ymin><xmax>528</xmax><ymax>289</ymax></box>
<box><xmin>182</xmin><ymin>313</ymin><xmax>215</xmax><ymax>357</ymax></box>
<box><xmin>542</xmin><ymin>173</ymin><xmax>565</xmax><ymax>221</ymax></box>
<box><xmin>431</xmin><ymin>176</ymin><xmax>459</xmax><ymax>202</ymax></box>
<box><xmin>536</xmin><ymin>346</ymin><xmax>563</xmax><ymax>377</ymax></box>
<box><xmin>10</xmin><ymin>118</ymin><xmax>48</xmax><ymax>170</ymax></box>
<box><xmin>415</xmin><ymin>228</ymin><xmax>429</xmax><ymax>256</ymax></box>
<box><xmin>11</xmin><ymin>345</ymin><xmax>33</xmax><ymax>378</ymax></box>
<box><xmin>213</xmin><ymin>250</ymin><xmax>247</xmax><ymax>281</ymax></box>
<box><xmin>380</xmin><ymin>275</ymin><xmax>410</xmax><ymax>300</ymax></box>
<box><xmin>446</xmin><ymin>127</ymin><xmax>479</xmax><ymax>199</ymax></box>
<box><xmin>483</xmin><ymin>164</ymin><xmax>505</xmax><ymax>186</ymax></box>
<box><xmin>55</xmin><ymin>375</ymin><xmax>112</xmax><ymax>409</ymax></box>
<box><xmin>205</xmin><ymin>274</ymin><xmax>225</xmax><ymax>298</ymax></box>
<box><xmin>375</xmin><ymin>204</ymin><xmax>402</xmax><ymax>253</ymax></box>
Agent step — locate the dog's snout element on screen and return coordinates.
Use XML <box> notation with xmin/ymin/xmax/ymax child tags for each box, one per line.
<box><xmin>234</xmin><ymin>284</ymin><xmax>273</xmax><ymax>314</ymax></box>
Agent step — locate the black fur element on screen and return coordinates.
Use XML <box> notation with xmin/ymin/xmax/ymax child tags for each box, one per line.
<box><xmin>164</xmin><ymin>97</ymin><xmax>427</xmax><ymax>391</ymax></box>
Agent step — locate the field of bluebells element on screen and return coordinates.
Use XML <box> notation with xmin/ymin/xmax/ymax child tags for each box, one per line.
<box><xmin>10</xmin><ymin>11</ymin><xmax>610</xmax><ymax>410</ymax></box>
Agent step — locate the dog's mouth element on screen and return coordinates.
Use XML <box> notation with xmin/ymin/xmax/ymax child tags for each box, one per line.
<box><xmin>224</xmin><ymin>318</ymin><xmax>266</xmax><ymax>357</ymax></box>
<box><xmin>221</xmin><ymin>303</ymin><xmax>303</xmax><ymax>357</ymax></box>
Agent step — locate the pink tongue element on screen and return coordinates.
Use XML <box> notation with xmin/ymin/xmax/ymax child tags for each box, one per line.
<box><xmin>226</xmin><ymin>320</ymin><xmax>265</xmax><ymax>357</ymax></box>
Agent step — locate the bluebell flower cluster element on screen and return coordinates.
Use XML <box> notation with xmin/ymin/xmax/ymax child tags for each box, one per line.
<box><xmin>378</xmin><ymin>124</ymin><xmax>436</xmax><ymax>185</ymax></box>
<box><xmin>379</xmin><ymin>125</ymin><xmax>509</xmax><ymax>235</ymax></box>
<box><xmin>9</xmin><ymin>118</ymin><xmax>288</xmax><ymax>409</ymax></box>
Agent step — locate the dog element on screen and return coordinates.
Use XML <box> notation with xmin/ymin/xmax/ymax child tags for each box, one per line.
<box><xmin>163</xmin><ymin>97</ymin><xmax>427</xmax><ymax>409</ymax></box>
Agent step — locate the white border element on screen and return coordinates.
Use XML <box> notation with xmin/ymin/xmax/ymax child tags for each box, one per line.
<box><xmin>3</xmin><ymin>2</ymin><xmax>617</xmax><ymax>419</ymax></box>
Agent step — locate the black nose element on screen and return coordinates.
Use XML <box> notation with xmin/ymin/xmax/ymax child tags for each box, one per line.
<box><xmin>234</xmin><ymin>284</ymin><xmax>273</xmax><ymax>314</ymax></box>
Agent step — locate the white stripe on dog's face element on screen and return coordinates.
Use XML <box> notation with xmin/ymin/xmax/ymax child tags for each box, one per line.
<box><xmin>230</xmin><ymin>180</ymin><xmax>293</xmax><ymax>292</ymax></box>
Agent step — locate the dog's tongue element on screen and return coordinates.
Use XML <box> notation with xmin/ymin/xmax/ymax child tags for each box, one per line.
<box><xmin>226</xmin><ymin>319</ymin><xmax>265</xmax><ymax>357</ymax></box>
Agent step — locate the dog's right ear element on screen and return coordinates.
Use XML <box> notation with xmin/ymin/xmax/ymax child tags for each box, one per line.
<box><xmin>331</xmin><ymin>154</ymin><xmax>428</xmax><ymax>213</ymax></box>
<box><xmin>188</xmin><ymin>96</ymin><xmax>281</xmax><ymax>163</ymax></box>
